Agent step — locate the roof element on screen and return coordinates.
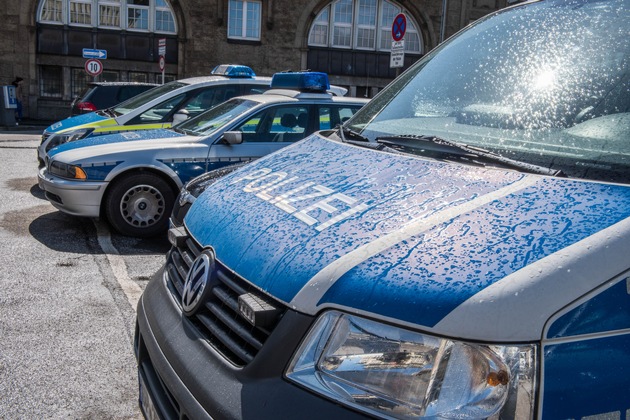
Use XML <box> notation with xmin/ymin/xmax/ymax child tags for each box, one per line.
<box><xmin>87</xmin><ymin>81</ymin><xmax>159</xmax><ymax>87</ymax></box>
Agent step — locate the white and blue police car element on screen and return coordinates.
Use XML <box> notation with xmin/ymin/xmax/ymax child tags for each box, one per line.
<box><xmin>135</xmin><ymin>0</ymin><xmax>630</xmax><ymax>419</ymax></box>
<box><xmin>37</xmin><ymin>72</ymin><xmax>366</xmax><ymax>237</ymax></box>
<box><xmin>37</xmin><ymin>65</ymin><xmax>272</xmax><ymax>168</ymax></box>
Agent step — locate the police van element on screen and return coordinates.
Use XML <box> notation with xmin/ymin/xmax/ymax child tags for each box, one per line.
<box><xmin>135</xmin><ymin>1</ymin><xmax>630</xmax><ymax>418</ymax></box>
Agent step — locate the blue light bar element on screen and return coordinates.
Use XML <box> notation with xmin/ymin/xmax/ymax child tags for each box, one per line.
<box><xmin>270</xmin><ymin>72</ymin><xmax>330</xmax><ymax>92</ymax></box>
<box><xmin>211</xmin><ymin>64</ymin><xmax>256</xmax><ymax>78</ymax></box>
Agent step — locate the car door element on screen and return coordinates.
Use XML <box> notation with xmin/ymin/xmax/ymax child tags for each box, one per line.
<box><xmin>205</xmin><ymin>104</ymin><xmax>311</xmax><ymax>172</ymax></box>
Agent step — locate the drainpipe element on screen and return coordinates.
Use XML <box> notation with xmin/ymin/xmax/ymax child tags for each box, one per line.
<box><xmin>440</xmin><ymin>0</ymin><xmax>448</xmax><ymax>43</ymax></box>
<box><xmin>267</xmin><ymin>0</ymin><xmax>274</xmax><ymax>29</ymax></box>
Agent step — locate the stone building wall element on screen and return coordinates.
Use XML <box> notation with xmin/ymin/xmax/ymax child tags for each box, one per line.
<box><xmin>0</xmin><ymin>0</ymin><xmax>509</xmax><ymax>121</ymax></box>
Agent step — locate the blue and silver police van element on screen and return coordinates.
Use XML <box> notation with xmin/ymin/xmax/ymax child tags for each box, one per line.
<box><xmin>135</xmin><ymin>1</ymin><xmax>630</xmax><ymax>418</ymax></box>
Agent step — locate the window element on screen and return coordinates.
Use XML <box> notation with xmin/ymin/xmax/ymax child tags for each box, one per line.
<box><xmin>40</xmin><ymin>66</ymin><xmax>63</xmax><ymax>98</ymax></box>
<box><xmin>129</xmin><ymin>71</ymin><xmax>148</xmax><ymax>82</ymax></box>
<box><xmin>319</xmin><ymin>105</ymin><xmax>362</xmax><ymax>129</ymax></box>
<box><xmin>308</xmin><ymin>0</ymin><xmax>422</xmax><ymax>54</ymax></box>
<box><xmin>237</xmin><ymin>106</ymin><xmax>309</xmax><ymax>143</ymax></box>
<box><xmin>70</xmin><ymin>0</ymin><xmax>92</xmax><ymax>25</ymax></box>
<box><xmin>99</xmin><ymin>0</ymin><xmax>121</xmax><ymax>27</ymax></box>
<box><xmin>132</xmin><ymin>93</ymin><xmax>185</xmax><ymax>123</ymax></box>
<box><xmin>228</xmin><ymin>0</ymin><xmax>261</xmax><ymax>41</ymax></box>
<box><xmin>37</xmin><ymin>0</ymin><xmax>177</xmax><ymax>33</ymax></box>
<box><xmin>40</xmin><ymin>0</ymin><xmax>63</xmax><ymax>23</ymax></box>
<box><xmin>155</xmin><ymin>0</ymin><xmax>175</xmax><ymax>32</ymax></box>
<box><xmin>356</xmin><ymin>0</ymin><xmax>377</xmax><ymax>49</ymax></box>
<box><xmin>127</xmin><ymin>0</ymin><xmax>149</xmax><ymax>30</ymax></box>
<box><xmin>332</xmin><ymin>0</ymin><xmax>353</xmax><ymax>48</ymax></box>
<box><xmin>308</xmin><ymin>8</ymin><xmax>329</xmax><ymax>46</ymax></box>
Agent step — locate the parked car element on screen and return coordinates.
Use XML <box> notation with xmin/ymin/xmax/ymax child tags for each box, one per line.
<box><xmin>135</xmin><ymin>0</ymin><xmax>630</xmax><ymax>419</ymax></box>
<box><xmin>37</xmin><ymin>72</ymin><xmax>367</xmax><ymax>237</ymax></box>
<box><xmin>38</xmin><ymin>65</ymin><xmax>271</xmax><ymax>168</ymax></box>
<box><xmin>70</xmin><ymin>82</ymin><xmax>158</xmax><ymax>116</ymax></box>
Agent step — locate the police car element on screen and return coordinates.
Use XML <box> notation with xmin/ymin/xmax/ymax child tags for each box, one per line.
<box><xmin>37</xmin><ymin>72</ymin><xmax>366</xmax><ymax>237</ymax></box>
<box><xmin>37</xmin><ymin>65</ymin><xmax>271</xmax><ymax>168</ymax></box>
<box><xmin>135</xmin><ymin>0</ymin><xmax>630</xmax><ymax>419</ymax></box>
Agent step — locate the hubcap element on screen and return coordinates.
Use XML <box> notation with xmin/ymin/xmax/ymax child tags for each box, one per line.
<box><xmin>119</xmin><ymin>184</ymin><xmax>164</xmax><ymax>228</ymax></box>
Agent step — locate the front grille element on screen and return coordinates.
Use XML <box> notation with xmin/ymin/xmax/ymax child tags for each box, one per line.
<box><xmin>45</xmin><ymin>191</ymin><xmax>63</xmax><ymax>204</ymax></box>
<box><xmin>166</xmin><ymin>233</ymin><xmax>287</xmax><ymax>366</ymax></box>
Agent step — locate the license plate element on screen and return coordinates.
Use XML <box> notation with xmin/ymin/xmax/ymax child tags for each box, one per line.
<box><xmin>138</xmin><ymin>373</ymin><xmax>161</xmax><ymax>420</ymax></box>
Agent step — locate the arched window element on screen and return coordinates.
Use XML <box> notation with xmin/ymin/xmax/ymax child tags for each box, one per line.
<box><xmin>308</xmin><ymin>0</ymin><xmax>422</xmax><ymax>54</ymax></box>
<box><xmin>38</xmin><ymin>0</ymin><xmax>177</xmax><ymax>34</ymax></box>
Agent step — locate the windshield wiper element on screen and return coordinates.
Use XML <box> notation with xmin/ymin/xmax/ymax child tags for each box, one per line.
<box><xmin>99</xmin><ymin>108</ymin><xmax>120</xmax><ymax>118</ymax></box>
<box><xmin>376</xmin><ymin>134</ymin><xmax>565</xmax><ymax>177</ymax></box>
<box><xmin>337</xmin><ymin>124</ymin><xmax>370</xmax><ymax>143</ymax></box>
<box><xmin>335</xmin><ymin>124</ymin><xmax>390</xmax><ymax>151</ymax></box>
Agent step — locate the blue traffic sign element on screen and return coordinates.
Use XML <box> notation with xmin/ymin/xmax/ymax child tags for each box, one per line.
<box><xmin>82</xmin><ymin>48</ymin><xmax>107</xmax><ymax>59</ymax></box>
<box><xmin>392</xmin><ymin>13</ymin><xmax>407</xmax><ymax>42</ymax></box>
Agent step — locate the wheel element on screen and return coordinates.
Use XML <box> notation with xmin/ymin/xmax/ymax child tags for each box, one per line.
<box><xmin>104</xmin><ymin>172</ymin><xmax>176</xmax><ymax>237</ymax></box>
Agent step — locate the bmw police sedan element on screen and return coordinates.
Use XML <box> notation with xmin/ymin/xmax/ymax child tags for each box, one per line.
<box><xmin>37</xmin><ymin>72</ymin><xmax>367</xmax><ymax>237</ymax></box>
<box><xmin>136</xmin><ymin>0</ymin><xmax>630</xmax><ymax>419</ymax></box>
<box><xmin>37</xmin><ymin>65</ymin><xmax>271</xmax><ymax>168</ymax></box>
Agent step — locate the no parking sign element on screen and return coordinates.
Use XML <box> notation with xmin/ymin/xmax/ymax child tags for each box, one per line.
<box><xmin>390</xmin><ymin>13</ymin><xmax>406</xmax><ymax>68</ymax></box>
<box><xmin>392</xmin><ymin>13</ymin><xmax>406</xmax><ymax>42</ymax></box>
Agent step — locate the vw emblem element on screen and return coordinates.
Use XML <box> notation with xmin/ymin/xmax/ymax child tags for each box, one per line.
<box><xmin>181</xmin><ymin>248</ymin><xmax>216</xmax><ymax>316</ymax></box>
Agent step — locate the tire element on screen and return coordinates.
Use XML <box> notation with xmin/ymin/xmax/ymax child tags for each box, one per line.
<box><xmin>104</xmin><ymin>172</ymin><xmax>176</xmax><ymax>237</ymax></box>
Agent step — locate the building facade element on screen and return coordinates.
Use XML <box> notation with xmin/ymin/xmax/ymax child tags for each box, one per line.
<box><xmin>1</xmin><ymin>0</ymin><xmax>511</xmax><ymax>121</ymax></box>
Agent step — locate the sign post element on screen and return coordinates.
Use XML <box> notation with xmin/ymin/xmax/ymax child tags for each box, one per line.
<box><xmin>158</xmin><ymin>38</ymin><xmax>166</xmax><ymax>84</ymax></box>
<box><xmin>390</xmin><ymin>13</ymin><xmax>406</xmax><ymax>74</ymax></box>
<box><xmin>83</xmin><ymin>48</ymin><xmax>107</xmax><ymax>80</ymax></box>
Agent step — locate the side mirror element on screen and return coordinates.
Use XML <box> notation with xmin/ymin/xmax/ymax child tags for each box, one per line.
<box><xmin>223</xmin><ymin>131</ymin><xmax>243</xmax><ymax>145</ymax></box>
<box><xmin>172</xmin><ymin>109</ymin><xmax>190</xmax><ymax>125</ymax></box>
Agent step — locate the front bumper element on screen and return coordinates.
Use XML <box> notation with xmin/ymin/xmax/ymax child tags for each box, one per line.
<box><xmin>135</xmin><ymin>266</ymin><xmax>370</xmax><ymax>419</ymax></box>
<box><xmin>37</xmin><ymin>167</ymin><xmax>106</xmax><ymax>218</ymax></box>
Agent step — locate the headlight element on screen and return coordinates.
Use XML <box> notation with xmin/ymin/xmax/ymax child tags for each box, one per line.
<box><xmin>44</xmin><ymin>128</ymin><xmax>94</xmax><ymax>153</ymax></box>
<box><xmin>48</xmin><ymin>161</ymin><xmax>87</xmax><ymax>180</ymax></box>
<box><xmin>286</xmin><ymin>312</ymin><xmax>536</xmax><ymax>419</ymax></box>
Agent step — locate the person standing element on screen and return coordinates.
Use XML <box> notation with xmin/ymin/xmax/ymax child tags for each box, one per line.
<box><xmin>11</xmin><ymin>77</ymin><xmax>24</xmax><ymax>123</ymax></box>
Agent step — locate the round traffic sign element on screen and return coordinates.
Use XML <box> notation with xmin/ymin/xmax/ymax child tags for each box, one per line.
<box><xmin>392</xmin><ymin>13</ymin><xmax>407</xmax><ymax>42</ymax></box>
<box><xmin>85</xmin><ymin>59</ymin><xmax>103</xmax><ymax>76</ymax></box>
<box><xmin>159</xmin><ymin>56</ymin><xmax>165</xmax><ymax>72</ymax></box>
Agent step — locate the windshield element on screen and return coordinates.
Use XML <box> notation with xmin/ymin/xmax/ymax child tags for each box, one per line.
<box><xmin>347</xmin><ymin>0</ymin><xmax>630</xmax><ymax>184</ymax></box>
<box><xmin>175</xmin><ymin>98</ymin><xmax>259</xmax><ymax>136</ymax></box>
<box><xmin>112</xmin><ymin>82</ymin><xmax>187</xmax><ymax>115</ymax></box>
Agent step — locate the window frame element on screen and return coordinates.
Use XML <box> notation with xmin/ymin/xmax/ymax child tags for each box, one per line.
<box><xmin>308</xmin><ymin>0</ymin><xmax>422</xmax><ymax>54</ymax></box>
<box><xmin>40</xmin><ymin>0</ymin><xmax>64</xmax><ymax>24</ymax></box>
<box><xmin>69</xmin><ymin>0</ymin><xmax>93</xmax><ymax>26</ymax></box>
<box><xmin>36</xmin><ymin>0</ymin><xmax>177</xmax><ymax>34</ymax></box>
<box><xmin>227</xmin><ymin>0</ymin><xmax>262</xmax><ymax>42</ymax></box>
<box><xmin>39</xmin><ymin>65</ymin><xmax>64</xmax><ymax>98</ymax></box>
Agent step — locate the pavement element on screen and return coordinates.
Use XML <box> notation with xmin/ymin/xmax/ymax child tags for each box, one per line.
<box><xmin>0</xmin><ymin>118</ymin><xmax>54</xmax><ymax>133</ymax></box>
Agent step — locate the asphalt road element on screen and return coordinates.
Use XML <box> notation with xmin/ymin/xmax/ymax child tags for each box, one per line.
<box><xmin>0</xmin><ymin>129</ymin><xmax>169</xmax><ymax>418</ymax></box>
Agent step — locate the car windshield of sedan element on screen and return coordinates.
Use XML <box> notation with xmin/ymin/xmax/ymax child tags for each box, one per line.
<box><xmin>112</xmin><ymin>82</ymin><xmax>187</xmax><ymax>116</ymax></box>
<box><xmin>174</xmin><ymin>98</ymin><xmax>259</xmax><ymax>136</ymax></box>
<box><xmin>346</xmin><ymin>0</ymin><xmax>629</xmax><ymax>184</ymax></box>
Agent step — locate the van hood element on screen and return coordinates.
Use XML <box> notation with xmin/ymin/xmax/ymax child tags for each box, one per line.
<box><xmin>184</xmin><ymin>134</ymin><xmax>630</xmax><ymax>341</ymax></box>
<box><xmin>48</xmin><ymin>129</ymin><xmax>184</xmax><ymax>158</ymax></box>
<box><xmin>45</xmin><ymin>112</ymin><xmax>110</xmax><ymax>133</ymax></box>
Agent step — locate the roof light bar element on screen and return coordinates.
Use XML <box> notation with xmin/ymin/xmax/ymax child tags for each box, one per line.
<box><xmin>270</xmin><ymin>72</ymin><xmax>330</xmax><ymax>93</ymax></box>
<box><xmin>211</xmin><ymin>64</ymin><xmax>256</xmax><ymax>78</ymax></box>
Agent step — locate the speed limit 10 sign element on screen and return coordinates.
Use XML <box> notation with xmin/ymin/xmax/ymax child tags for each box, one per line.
<box><xmin>85</xmin><ymin>59</ymin><xmax>103</xmax><ymax>76</ymax></box>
